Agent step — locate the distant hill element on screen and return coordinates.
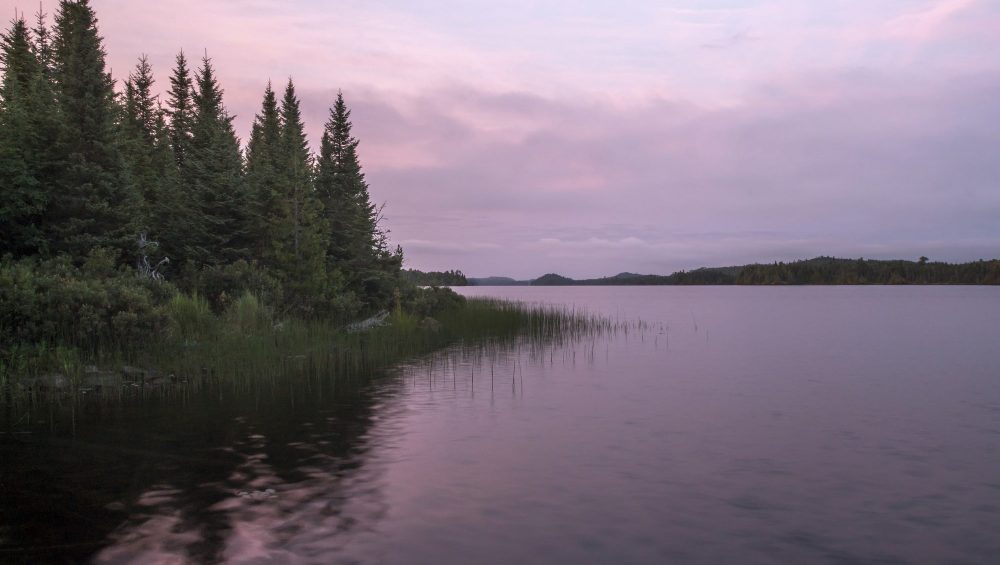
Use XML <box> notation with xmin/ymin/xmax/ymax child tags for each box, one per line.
<box><xmin>467</xmin><ymin>257</ymin><xmax>1000</xmax><ymax>286</ymax></box>
<box><xmin>532</xmin><ymin>273</ymin><xmax>575</xmax><ymax>286</ymax></box>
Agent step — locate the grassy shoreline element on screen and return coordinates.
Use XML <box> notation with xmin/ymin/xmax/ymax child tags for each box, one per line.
<box><xmin>1</xmin><ymin>297</ymin><xmax>613</xmax><ymax>407</ymax></box>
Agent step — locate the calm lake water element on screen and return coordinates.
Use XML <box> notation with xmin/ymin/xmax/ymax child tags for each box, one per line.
<box><xmin>3</xmin><ymin>286</ymin><xmax>1000</xmax><ymax>564</ymax></box>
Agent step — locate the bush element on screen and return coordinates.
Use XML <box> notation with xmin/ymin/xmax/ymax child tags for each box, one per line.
<box><xmin>223</xmin><ymin>292</ymin><xmax>273</xmax><ymax>336</ymax></box>
<box><xmin>401</xmin><ymin>285</ymin><xmax>466</xmax><ymax>318</ymax></box>
<box><xmin>0</xmin><ymin>253</ymin><xmax>173</xmax><ymax>354</ymax></box>
<box><xmin>186</xmin><ymin>260</ymin><xmax>283</xmax><ymax>314</ymax></box>
<box><xmin>166</xmin><ymin>293</ymin><xmax>216</xmax><ymax>341</ymax></box>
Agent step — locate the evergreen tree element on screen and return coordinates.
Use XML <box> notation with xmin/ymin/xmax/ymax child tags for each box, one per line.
<box><xmin>2</xmin><ymin>14</ymin><xmax>38</xmax><ymax>90</ymax></box>
<box><xmin>46</xmin><ymin>0</ymin><xmax>135</xmax><ymax>259</ymax></box>
<box><xmin>121</xmin><ymin>55</ymin><xmax>176</xmax><ymax>255</ymax></box>
<box><xmin>271</xmin><ymin>79</ymin><xmax>326</xmax><ymax>312</ymax></box>
<box><xmin>0</xmin><ymin>15</ymin><xmax>53</xmax><ymax>256</ymax></box>
<box><xmin>158</xmin><ymin>50</ymin><xmax>199</xmax><ymax>265</ymax></box>
<box><xmin>244</xmin><ymin>82</ymin><xmax>282</xmax><ymax>259</ymax></box>
<box><xmin>166</xmin><ymin>50</ymin><xmax>193</xmax><ymax>169</ymax></box>
<box><xmin>32</xmin><ymin>6</ymin><xmax>53</xmax><ymax>76</ymax></box>
<box><xmin>316</xmin><ymin>91</ymin><xmax>399</xmax><ymax>309</ymax></box>
<box><xmin>184</xmin><ymin>53</ymin><xmax>248</xmax><ymax>266</ymax></box>
<box><xmin>122</xmin><ymin>57</ymin><xmax>161</xmax><ymax>221</ymax></box>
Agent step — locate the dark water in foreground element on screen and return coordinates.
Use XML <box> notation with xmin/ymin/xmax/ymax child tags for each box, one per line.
<box><xmin>3</xmin><ymin>286</ymin><xmax>1000</xmax><ymax>564</ymax></box>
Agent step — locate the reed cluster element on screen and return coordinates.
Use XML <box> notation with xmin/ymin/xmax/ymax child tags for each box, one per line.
<box><xmin>1</xmin><ymin>296</ymin><xmax>615</xmax><ymax>410</ymax></box>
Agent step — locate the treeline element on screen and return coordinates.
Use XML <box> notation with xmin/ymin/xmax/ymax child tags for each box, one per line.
<box><xmin>531</xmin><ymin>269</ymin><xmax>739</xmax><ymax>286</ymax></box>
<box><xmin>0</xmin><ymin>1</ymin><xmax>402</xmax><ymax>322</ymax></box>
<box><xmin>734</xmin><ymin>257</ymin><xmax>1000</xmax><ymax>285</ymax></box>
<box><xmin>401</xmin><ymin>269</ymin><xmax>468</xmax><ymax>286</ymax></box>
<box><xmin>527</xmin><ymin>257</ymin><xmax>1000</xmax><ymax>286</ymax></box>
<box><xmin>0</xmin><ymin>0</ymin><xmax>447</xmax><ymax>368</ymax></box>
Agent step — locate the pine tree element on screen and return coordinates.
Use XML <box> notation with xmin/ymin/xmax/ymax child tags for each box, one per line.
<box><xmin>121</xmin><ymin>55</ymin><xmax>176</xmax><ymax>256</ymax></box>
<box><xmin>32</xmin><ymin>6</ymin><xmax>53</xmax><ymax>76</ymax></box>
<box><xmin>0</xmin><ymin>15</ymin><xmax>52</xmax><ymax>256</ymax></box>
<box><xmin>46</xmin><ymin>0</ymin><xmax>136</xmax><ymax>259</ymax></box>
<box><xmin>244</xmin><ymin>82</ymin><xmax>282</xmax><ymax>260</ymax></box>
<box><xmin>157</xmin><ymin>50</ymin><xmax>199</xmax><ymax>265</ymax></box>
<box><xmin>183</xmin><ymin>53</ymin><xmax>249</xmax><ymax>266</ymax></box>
<box><xmin>122</xmin><ymin>57</ymin><xmax>160</xmax><ymax>221</ymax></box>
<box><xmin>271</xmin><ymin>79</ymin><xmax>326</xmax><ymax>312</ymax></box>
<box><xmin>316</xmin><ymin>91</ymin><xmax>399</xmax><ymax>309</ymax></box>
<box><xmin>166</xmin><ymin>51</ymin><xmax>193</xmax><ymax>170</ymax></box>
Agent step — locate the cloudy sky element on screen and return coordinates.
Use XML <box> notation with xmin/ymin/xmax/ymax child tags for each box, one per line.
<box><xmin>7</xmin><ymin>0</ymin><xmax>1000</xmax><ymax>277</ymax></box>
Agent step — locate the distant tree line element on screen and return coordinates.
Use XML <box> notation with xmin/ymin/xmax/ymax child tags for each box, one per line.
<box><xmin>733</xmin><ymin>257</ymin><xmax>1000</xmax><ymax>285</ymax></box>
<box><xmin>0</xmin><ymin>0</ymin><xmax>401</xmax><ymax>321</ymax></box>
<box><xmin>529</xmin><ymin>257</ymin><xmax>1000</xmax><ymax>286</ymax></box>
<box><xmin>401</xmin><ymin>269</ymin><xmax>468</xmax><ymax>286</ymax></box>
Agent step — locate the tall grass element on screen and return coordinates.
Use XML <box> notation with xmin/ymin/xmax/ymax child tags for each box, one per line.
<box><xmin>166</xmin><ymin>293</ymin><xmax>216</xmax><ymax>341</ymax></box>
<box><xmin>1</xmin><ymin>297</ymin><xmax>624</xmax><ymax>410</ymax></box>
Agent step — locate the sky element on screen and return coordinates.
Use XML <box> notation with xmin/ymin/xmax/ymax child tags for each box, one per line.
<box><xmin>5</xmin><ymin>0</ymin><xmax>1000</xmax><ymax>278</ymax></box>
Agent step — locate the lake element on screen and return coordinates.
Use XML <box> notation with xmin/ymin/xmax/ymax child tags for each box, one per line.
<box><xmin>2</xmin><ymin>286</ymin><xmax>999</xmax><ymax>564</ymax></box>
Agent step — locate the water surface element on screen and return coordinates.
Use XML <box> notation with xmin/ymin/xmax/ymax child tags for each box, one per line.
<box><xmin>2</xmin><ymin>286</ymin><xmax>999</xmax><ymax>564</ymax></box>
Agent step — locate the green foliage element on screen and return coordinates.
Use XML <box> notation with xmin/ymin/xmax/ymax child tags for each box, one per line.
<box><xmin>166</xmin><ymin>292</ymin><xmax>215</xmax><ymax>341</ymax></box>
<box><xmin>245</xmin><ymin>81</ymin><xmax>282</xmax><ymax>259</ymax></box>
<box><xmin>734</xmin><ymin>257</ymin><xmax>1000</xmax><ymax>285</ymax></box>
<box><xmin>223</xmin><ymin>292</ymin><xmax>273</xmax><ymax>336</ymax></box>
<box><xmin>46</xmin><ymin>0</ymin><xmax>137</xmax><ymax>258</ymax></box>
<box><xmin>401</xmin><ymin>285</ymin><xmax>467</xmax><ymax>318</ymax></box>
<box><xmin>267</xmin><ymin>79</ymin><xmax>328</xmax><ymax>315</ymax></box>
<box><xmin>181</xmin><ymin>54</ymin><xmax>250</xmax><ymax>266</ymax></box>
<box><xmin>121</xmin><ymin>55</ymin><xmax>175</xmax><ymax>240</ymax></box>
<box><xmin>0</xmin><ymin>15</ymin><xmax>59</xmax><ymax>257</ymax></box>
<box><xmin>184</xmin><ymin>259</ymin><xmax>283</xmax><ymax>314</ymax></box>
<box><xmin>401</xmin><ymin>269</ymin><xmax>468</xmax><ymax>286</ymax></box>
<box><xmin>316</xmin><ymin>91</ymin><xmax>401</xmax><ymax>311</ymax></box>
<box><xmin>0</xmin><ymin>253</ymin><xmax>173</xmax><ymax>354</ymax></box>
<box><xmin>0</xmin><ymin>2</ymin><xmax>417</xmax><ymax>383</ymax></box>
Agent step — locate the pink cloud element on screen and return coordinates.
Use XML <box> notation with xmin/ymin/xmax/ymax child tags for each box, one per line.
<box><xmin>885</xmin><ymin>0</ymin><xmax>977</xmax><ymax>41</ymax></box>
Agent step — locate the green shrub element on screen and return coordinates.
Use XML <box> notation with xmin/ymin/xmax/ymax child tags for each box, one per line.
<box><xmin>166</xmin><ymin>293</ymin><xmax>216</xmax><ymax>341</ymax></box>
<box><xmin>224</xmin><ymin>292</ymin><xmax>272</xmax><ymax>336</ymax></box>
<box><xmin>401</xmin><ymin>285</ymin><xmax>467</xmax><ymax>318</ymax></box>
<box><xmin>187</xmin><ymin>260</ymin><xmax>283</xmax><ymax>314</ymax></box>
<box><xmin>0</xmin><ymin>253</ymin><xmax>173</xmax><ymax>354</ymax></box>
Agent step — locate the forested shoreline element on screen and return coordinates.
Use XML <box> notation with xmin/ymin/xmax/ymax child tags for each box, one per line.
<box><xmin>459</xmin><ymin>257</ymin><xmax>1000</xmax><ymax>286</ymax></box>
<box><xmin>402</xmin><ymin>269</ymin><xmax>468</xmax><ymax>286</ymax></box>
<box><xmin>0</xmin><ymin>1</ymin><xmax>465</xmax><ymax>381</ymax></box>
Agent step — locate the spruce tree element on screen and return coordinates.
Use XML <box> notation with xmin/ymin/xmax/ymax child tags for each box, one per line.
<box><xmin>316</xmin><ymin>91</ymin><xmax>399</xmax><ymax>309</ymax></box>
<box><xmin>121</xmin><ymin>55</ymin><xmax>176</xmax><ymax>254</ymax></box>
<box><xmin>0</xmin><ymin>15</ymin><xmax>51</xmax><ymax>256</ymax></box>
<box><xmin>47</xmin><ymin>0</ymin><xmax>135</xmax><ymax>259</ymax></box>
<box><xmin>159</xmin><ymin>50</ymin><xmax>199</xmax><ymax>265</ymax></box>
<box><xmin>32</xmin><ymin>7</ymin><xmax>53</xmax><ymax>76</ymax></box>
<box><xmin>184</xmin><ymin>53</ymin><xmax>248</xmax><ymax>266</ymax></box>
<box><xmin>272</xmin><ymin>79</ymin><xmax>326</xmax><ymax>312</ymax></box>
<box><xmin>244</xmin><ymin>82</ymin><xmax>282</xmax><ymax>260</ymax></box>
<box><xmin>122</xmin><ymin>57</ymin><xmax>158</xmax><ymax>221</ymax></box>
<box><xmin>166</xmin><ymin>51</ymin><xmax>193</xmax><ymax>170</ymax></box>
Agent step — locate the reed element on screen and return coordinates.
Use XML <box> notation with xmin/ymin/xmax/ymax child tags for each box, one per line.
<box><xmin>1</xmin><ymin>297</ymin><xmax>620</xmax><ymax>412</ymax></box>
